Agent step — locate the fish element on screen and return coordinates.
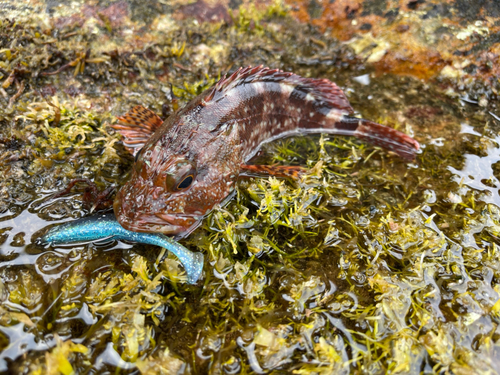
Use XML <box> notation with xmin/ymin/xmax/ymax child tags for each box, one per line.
<box><xmin>112</xmin><ymin>66</ymin><xmax>419</xmax><ymax>237</ymax></box>
<box><xmin>38</xmin><ymin>212</ymin><xmax>204</xmax><ymax>284</ymax></box>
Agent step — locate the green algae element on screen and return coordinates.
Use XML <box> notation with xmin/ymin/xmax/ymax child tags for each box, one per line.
<box><xmin>0</xmin><ymin>1</ymin><xmax>500</xmax><ymax>374</ymax></box>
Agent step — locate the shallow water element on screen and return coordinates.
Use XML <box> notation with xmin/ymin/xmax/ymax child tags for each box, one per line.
<box><xmin>1</xmin><ymin>1</ymin><xmax>500</xmax><ymax>374</ymax></box>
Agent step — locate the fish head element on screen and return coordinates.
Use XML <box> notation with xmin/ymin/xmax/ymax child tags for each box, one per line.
<box><xmin>113</xmin><ymin>116</ymin><xmax>241</xmax><ymax>236</ymax></box>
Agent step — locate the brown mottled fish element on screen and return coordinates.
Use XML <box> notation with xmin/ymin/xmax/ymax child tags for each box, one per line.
<box><xmin>112</xmin><ymin>66</ymin><xmax>419</xmax><ymax>236</ymax></box>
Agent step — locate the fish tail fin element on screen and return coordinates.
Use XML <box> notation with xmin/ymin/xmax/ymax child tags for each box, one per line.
<box><xmin>325</xmin><ymin>116</ymin><xmax>419</xmax><ymax>160</ymax></box>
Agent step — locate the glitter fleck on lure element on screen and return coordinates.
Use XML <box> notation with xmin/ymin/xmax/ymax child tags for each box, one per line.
<box><xmin>112</xmin><ymin>66</ymin><xmax>419</xmax><ymax>236</ymax></box>
<box><xmin>39</xmin><ymin>212</ymin><xmax>204</xmax><ymax>284</ymax></box>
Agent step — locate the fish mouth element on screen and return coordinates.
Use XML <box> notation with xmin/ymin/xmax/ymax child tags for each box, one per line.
<box><xmin>114</xmin><ymin>199</ymin><xmax>199</xmax><ymax>235</ymax></box>
<box><xmin>118</xmin><ymin>216</ymin><xmax>185</xmax><ymax>235</ymax></box>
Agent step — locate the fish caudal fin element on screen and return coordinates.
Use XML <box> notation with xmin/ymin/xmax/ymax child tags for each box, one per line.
<box><xmin>112</xmin><ymin>105</ymin><xmax>163</xmax><ymax>155</ymax></box>
<box><xmin>335</xmin><ymin>117</ymin><xmax>419</xmax><ymax>160</ymax></box>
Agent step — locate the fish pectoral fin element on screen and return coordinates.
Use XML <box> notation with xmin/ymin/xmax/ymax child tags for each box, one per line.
<box><xmin>111</xmin><ymin>105</ymin><xmax>163</xmax><ymax>155</ymax></box>
<box><xmin>51</xmin><ymin>178</ymin><xmax>115</xmax><ymax>212</ymax></box>
<box><xmin>240</xmin><ymin>164</ymin><xmax>307</xmax><ymax>179</ymax></box>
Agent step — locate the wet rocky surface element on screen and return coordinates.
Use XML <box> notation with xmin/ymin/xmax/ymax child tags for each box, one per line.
<box><xmin>0</xmin><ymin>0</ymin><xmax>499</xmax><ymax>374</ymax></box>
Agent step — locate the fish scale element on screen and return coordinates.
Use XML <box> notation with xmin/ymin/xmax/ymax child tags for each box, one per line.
<box><xmin>111</xmin><ymin>66</ymin><xmax>420</xmax><ymax>237</ymax></box>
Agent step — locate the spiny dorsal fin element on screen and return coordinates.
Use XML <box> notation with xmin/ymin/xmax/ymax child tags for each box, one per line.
<box><xmin>215</xmin><ymin>66</ymin><xmax>290</xmax><ymax>92</ymax></box>
<box><xmin>204</xmin><ymin>66</ymin><xmax>289</xmax><ymax>101</ymax></box>
<box><xmin>204</xmin><ymin>65</ymin><xmax>353</xmax><ymax>113</ymax></box>
<box><xmin>112</xmin><ymin>105</ymin><xmax>163</xmax><ymax>155</ymax></box>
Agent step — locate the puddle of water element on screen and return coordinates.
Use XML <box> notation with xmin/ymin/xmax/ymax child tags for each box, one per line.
<box><xmin>3</xmin><ymin>72</ymin><xmax>500</xmax><ymax>372</ymax></box>
<box><xmin>1</xmin><ymin>5</ymin><xmax>500</xmax><ymax>372</ymax></box>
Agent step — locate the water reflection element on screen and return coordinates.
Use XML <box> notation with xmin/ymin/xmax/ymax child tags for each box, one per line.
<box><xmin>448</xmin><ymin>121</ymin><xmax>500</xmax><ymax>207</ymax></box>
<box><xmin>0</xmin><ymin>205</ymin><xmax>63</xmax><ymax>254</ymax></box>
<box><xmin>0</xmin><ymin>323</ymin><xmax>55</xmax><ymax>371</ymax></box>
<box><xmin>0</xmin><ymin>195</ymin><xmax>136</xmax><ymax>368</ymax></box>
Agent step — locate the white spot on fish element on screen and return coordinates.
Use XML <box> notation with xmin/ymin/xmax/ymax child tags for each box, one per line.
<box><xmin>253</xmin><ymin>82</ymin><xmax>265</xmax><ymax>93</ymax></box>
<box><xmin>280</xmin><ymin>83</ymin><xmax>294</xmax><ymax>96</ymax></box>
<box><xmin>326</xmin><ymin>109</ymin><xmax>343</xmax><ymax>122</ymax></box>
<box><xmin>224</xmin><ymin>89</ymin><xmax>237</xmax><ymax>100</ymax></box>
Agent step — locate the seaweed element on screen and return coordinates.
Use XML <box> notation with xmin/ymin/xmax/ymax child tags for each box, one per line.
<box><xmin>0</xmin><ymin>0</ymin><xmax>499</xmax><ymax>374</ymax></box>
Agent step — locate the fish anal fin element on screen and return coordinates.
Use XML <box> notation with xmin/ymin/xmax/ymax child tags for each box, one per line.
<box><xmin>111</xmin><ymin>105</ymin><xmax>163</xmax><ymax>154</ymax></box>
<box><xmin>240</xmin><ymin>164</ymin><xmax>307</xmax><ymax>179</ymax></box>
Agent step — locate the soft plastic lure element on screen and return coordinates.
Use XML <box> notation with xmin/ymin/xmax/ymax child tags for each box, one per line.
<box><xmin>39</xmin><ymin>212</ymin><xmax>203</xmax><ymax>284</ymax></box>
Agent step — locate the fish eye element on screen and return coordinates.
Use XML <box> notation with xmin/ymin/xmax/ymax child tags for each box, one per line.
<box><xmin>177</xmin><ymin>175</ymin><xmax>193</xmax><ymax>190</ymax></box>
<box><xmin>165</xmin><ymin>160</ymin><xmax>197</xmax><ymax>192</ymax></box>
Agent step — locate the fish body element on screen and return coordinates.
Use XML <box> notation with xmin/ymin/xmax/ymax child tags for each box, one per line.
<box><xmin>113</xmin><ymin>66</ymin><xmax>419</xmax><ymax>236</ymax></box>
<box><xmin>39</xmin><ymin>212</ymin><xmax>204</xmax><ymax>284</ymax></box>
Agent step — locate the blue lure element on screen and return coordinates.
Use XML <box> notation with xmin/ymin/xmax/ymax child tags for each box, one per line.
<box><xmin>39</xmin><ymin>212</ymin><xmax>204</xmax><ymax>284</ymax></box>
